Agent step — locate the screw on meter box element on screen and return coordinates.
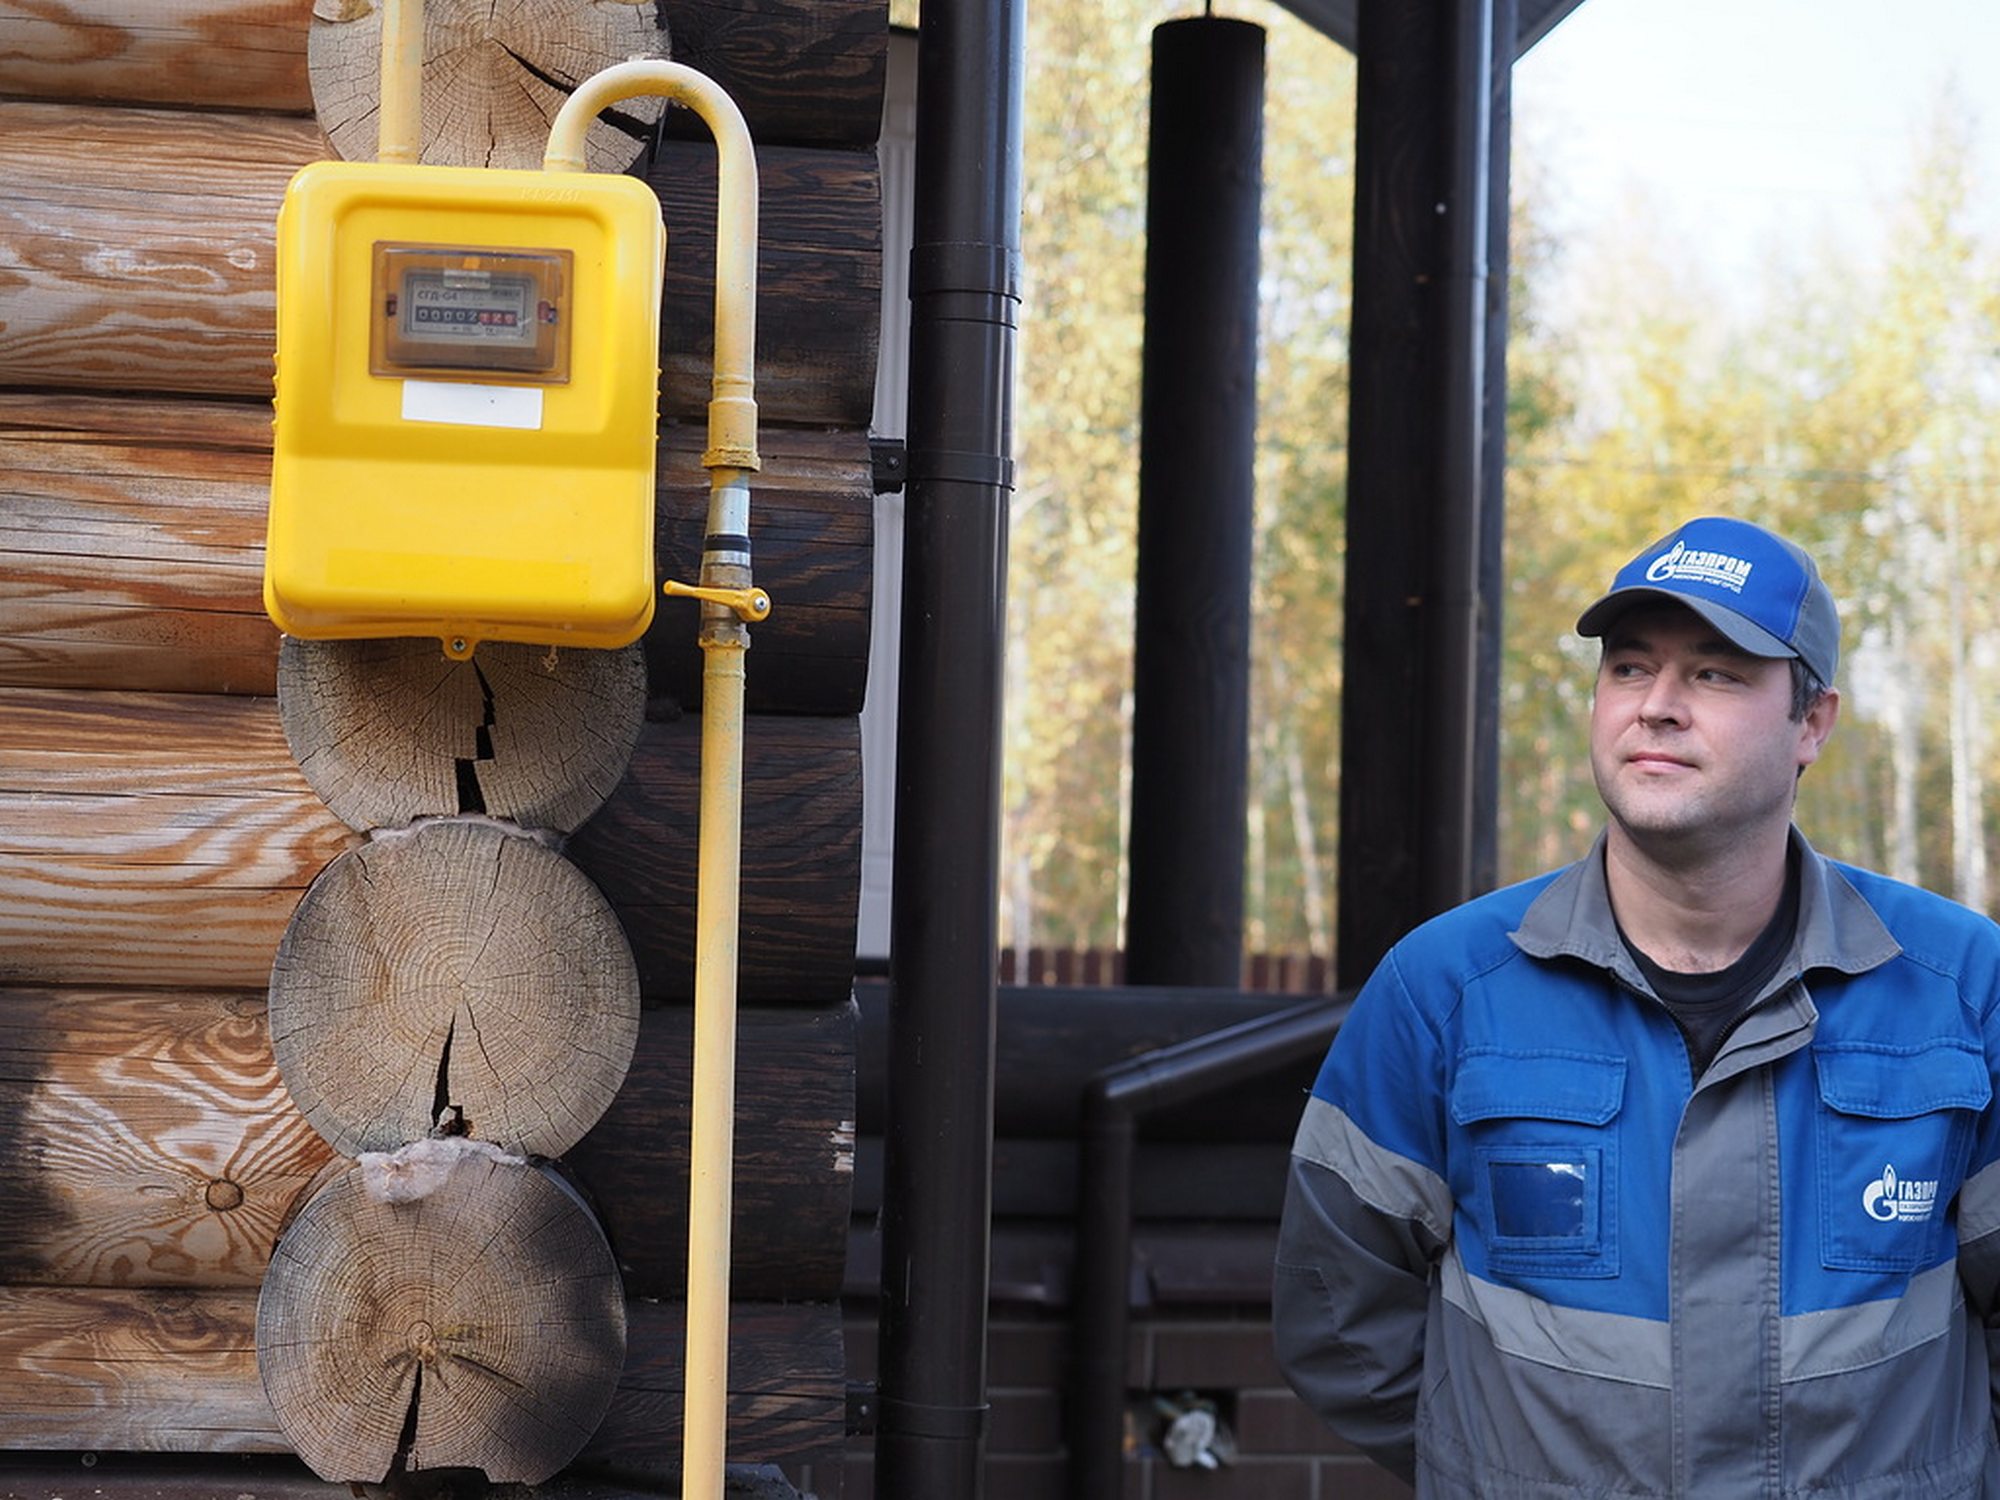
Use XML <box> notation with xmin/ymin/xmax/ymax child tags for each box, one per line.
<box><xmin>263</xmin><ymin>161</ymin><xmax>667</xmax><ymax>659</ymax></box>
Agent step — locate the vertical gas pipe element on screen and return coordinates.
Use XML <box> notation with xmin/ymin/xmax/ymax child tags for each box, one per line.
<box><xmin>376</xmin><ymin>0</ymin><xmax>424</xmax><ymax>163</ymax></box>
<box><xmin>875</xmin><ymin>0</ymin><xmax>1025</xmax><ymax>1493</ymax></box>
<box><xmin>547</xmin><ymin>64</ymin><xmax>764</xmax><ymax>1500</ymax></box>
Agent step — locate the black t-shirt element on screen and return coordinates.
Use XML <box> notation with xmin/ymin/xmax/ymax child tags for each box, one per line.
<box><xmin>1621</xmin><ymin>851</ymin><xmax>1802</xmax><ymax>1076</ymax></box>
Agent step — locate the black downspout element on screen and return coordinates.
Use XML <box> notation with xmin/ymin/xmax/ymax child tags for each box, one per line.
<box><xmin>873</xmin><ymin>0</ymin><xmax>1024</xmax><ymax>1496</ymax></box>
<box><xmin>1064</xmin><ymin>997</ymin><xmax>1351</xmax><ymax>1500</ymax></box>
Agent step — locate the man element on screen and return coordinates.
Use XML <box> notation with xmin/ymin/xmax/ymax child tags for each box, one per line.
<box><xmin>1275</xmin><ymin>516</ymin><xmax>2000</xmax><ymax>1497</ymax></box>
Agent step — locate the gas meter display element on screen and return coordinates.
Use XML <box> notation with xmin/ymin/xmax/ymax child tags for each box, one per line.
<box><xmin>371</xmin><ymin>244</ymin><xmax>573</xmax><ymax>381</ymax></box>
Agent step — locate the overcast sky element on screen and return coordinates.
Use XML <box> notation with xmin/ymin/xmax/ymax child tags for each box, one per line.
<box><xmin>1514</xmin><ymin>0</ymin><xmax>2000</xmax><ymax>296</ymax></box>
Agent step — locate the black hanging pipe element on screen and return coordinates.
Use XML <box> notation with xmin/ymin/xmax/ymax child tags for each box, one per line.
<box><xmin>1065</xmin><ymin>997</ymin><xmax>1353</xmax><ymax>1500</ymax></box>
<box><xmin>873</xmin><ymin>0</ymin><xmax>1024</xmax><ymax>1494</ymax></box>
<box><xmin>1335</xmin><ymin>0</ymin><xmax>1498</xmax><ymax>987</ymax></box>
<box><xmin>1124</xmin><ymin>16</ymin><xmax>1265</xmax><ymax>988</ymax></box>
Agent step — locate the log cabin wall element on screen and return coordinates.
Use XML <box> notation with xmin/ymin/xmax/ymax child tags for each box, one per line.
<box><xmin>0</xmin><ymin>1</ymin><xmax>882</xmax><ymax>1492</ymax></box>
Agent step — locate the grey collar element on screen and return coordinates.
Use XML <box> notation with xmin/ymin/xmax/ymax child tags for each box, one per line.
<box><xmin>1510</xmin><ymin>827</ymin><xmax>1901</xmax><ymax>990</ymax></box>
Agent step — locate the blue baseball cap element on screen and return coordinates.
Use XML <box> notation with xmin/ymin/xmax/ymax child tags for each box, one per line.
<box><xmin>1576</xmin><ymin>516</ymin><xmax>1839</xmax><ymax>686</ymax></box>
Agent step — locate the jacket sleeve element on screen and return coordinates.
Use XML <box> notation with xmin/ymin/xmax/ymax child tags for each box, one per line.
<box><xmin>1958</xmin><ymin>1014</ymin><xmax>2000</xmax><ymax>1436</ymax></box>
<box><xmin>1273</xmin><ymin>944</ymin><xmax>1452</xmax><ymax>1483</ymax></box>
<box><xmin>1953</xmin><ymin>934</ymin><xmax>2000</xmax><ymax>1438</ymax></box>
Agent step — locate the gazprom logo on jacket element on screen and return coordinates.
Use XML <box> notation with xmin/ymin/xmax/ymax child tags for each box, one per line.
<box><xmin>1645</xmin><ymin>539</ymin><xmax>1753</xmax><ymax>595</ymax></box>
<box><xmin>1862</xmin><ymin>1163</ymin><xmax>1938</xmax><ymax>1223</ymax></box>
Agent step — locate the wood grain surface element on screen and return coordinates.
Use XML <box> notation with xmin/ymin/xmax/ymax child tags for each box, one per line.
<box><xmin>0</xmin><ymin>393</ymin><xmax>872</xmax><ymax>714</ymax></box>
<box><xmin>0</xmin><ymin>1287</ymin><xmax>841</xmax><ymax>1466</ymax></box>
<box><xmin>0</xmin><ymin>0</ymin><xmax>887</xmax><ymax>146</ymax></box>
<box><xmin>0</xmin><ymin>988</ymin><xmax>334</xmax><ymax>1289</ymax></box>
<box><xmin>306</xmin><ymin>0</ymin><xmax>666</xmax><ymax>172</ymax></box>
<box><xmin>568</xmin><ymin>997</ymin><xmax>855</xmax><ymax>1302</ymax></box>
<box><xmin>268</xmin><ymin>820</ymin><xmax>641</xmax><ymax>1158</ymax></box>
<box><xmin>0</xmin><ymin>105</ymin><xmax>882</xmax><ymax>427</ymax></box>
<box><xmin>277</xmin><ymin>638</ymin><xmax>648</xmax><ymax>833</ymax></box>
<box><xmin>574</xmin><ymin>711</ymin><xmax>861</xmax><ymax>1007</ymax></box>
<box><xmin>0</xmin><ymin>0</ymin><xmax>316</xmax><ymax>113</ymax></box>
<box><xmin>256</xmin><ymin>1150</ymin><xmax>625</xmax><ymax>1483</ymax></box>
<box><xmin>0</xmin><ymin>102</ymin><xmax>323</xmax><ymax>396</ymax></box>
<box><xmin>0</xmin><ymin>687</ymin><xmax>859</xmax><ymax>1004</ymax></box>
<box><xmin>0</xmin><ymin>687</ymin><xmax>359</xmax><ymax>990</ymax></box>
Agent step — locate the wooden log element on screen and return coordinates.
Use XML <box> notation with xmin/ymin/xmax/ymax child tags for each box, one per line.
<box><xmin>655</xmin><ymin>0</ymin><xmax>888</xmax><ymax>149</ymax></box>
<box><xmin>650</xmin><ymin>144</ymin><xmax>883</xmax><ymax>432</ymax></box>
<box><xmin>0</xmin><ymin>1286</ymin><xmax>282</xmax><ymax>1451</ymax></box>
<box><xmin>257</xmin><ymin>1148</ymin><xmax>625</xmax><ymax>1484</ymax></box>
<box><xmin>305</xmin><ymin>0</ymin><xmax>666</xmax><ymax>173</ymax></box>
<box><xmin>573</xmin><ymin>713</ymin><xmax>861</xmax><ymax>1008</ymax></box>
<box><xmin>0</xmin><ymin>0</ymin><xmax>315</xmax><ymax>114</ymax></box>
<box><xmin>569</xmin><ymin>997</ymin><xmax>854</xmax><ymax>1302</ymax></box>
<box><xmin>277</xmin><ymin>638</ymin><xmax>648</xmax><ymax>834</ymax></box>
<box><xmin>0</xmin><ymin>394</ymin><xmax>873</xmax><ymax>715</ymax></box>
<box><xmin>649</xmin><ymin>422</ymin><xmax>872</xmax><ymax>716</ymax></box>
<box><xmin>0</xmin><ymin>394</ymin><xmax>280</xmax><ymax>695</ymax></box>
<box><xmin>0</xmin><ymin>988</ymin><xmax>335</xmax><ymax>1289</ymax></box>
<box><xmin>0</xmin><ymin>687</ymin><xmax>859</xmax><ymax>1004</ymax></box>
<box><xmin>581</xmin><ymin>1302</ymin><xmax>845</xmax><ymax>1482</ymax></box>
<box><xmin>0</xmin><ymin>687</ymin><xmax>360</xmax><ymax>991</ymax></box>
<box><xmin>0</xmin><ymin>103</ymin><xmax>882</xmax><ymax>429</ymax></box>
<box><xmin>268</xmin><ymin>819</ymin><xmax>642</xmax><ymax>1157</ymax></box>
<box><xmin>0</xmin><ymin>988</ymin><xmax>851</xmax><ymax>1300</ymax></box>
<box><xmin>0</xmin><ymin>0</ymin><xmax>887</xmax><ymax>146</ymax></box>
<box><xmin>0</xmin><ymin>1286</ymin><xmax>841</xmax><ymax>1467</ymax></box>
<box><xmin>0</xmin><ymin>103</ymin><xmax>320</xmax><ymax>397</ymax></box>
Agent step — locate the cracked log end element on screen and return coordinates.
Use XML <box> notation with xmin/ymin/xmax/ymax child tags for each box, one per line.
<box><xmin>256</xmin><ymin>1152</ymin><xmax>625</xmax><ymax>1484</ymax></box>
<box><xmin>305</xmin><ymin>0</ymin><xmax>670</xmax><ymax>170</ymax></box>
<box><xmin>278</xmin><ymin>637</ymin><xmax>647</xmax><ymax>835</ymax></box>
<box><xmin>268</xmin><ymin>819</ymin><xmax>641</xmax><ymax>1158</ymax></box>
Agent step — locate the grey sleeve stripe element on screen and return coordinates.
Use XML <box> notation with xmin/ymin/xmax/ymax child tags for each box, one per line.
<box><xmin>1957</xmin><ymin>1154</ymin><xmax>2000</xmax><ymax>1244</ymax></box>
<box><xmin>1292</xmin><ymin>1094</ymin><xmax>1452</xmax><ymax>1244</ymax></box>
<box><xmin>1781</xmin><ymin>1258</ymin><xmax>1963</xmax><ymax>1380</ymax></box>
<box><xmin>1438</xmin><ymin>1244</ymin><xmax>1962</xmax><ymax>1389</ymax></box>
<box><xmin>1438</xmin><ymin>1248</ymin><xmax>1672</xmax><ymax>1388</ymax></box>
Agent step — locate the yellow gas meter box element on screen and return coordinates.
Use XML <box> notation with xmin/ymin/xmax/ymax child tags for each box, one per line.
<box><xmin>264</xmin><ymin>161</ymin><xmax>666</xmax><ymax>657</ymax></box>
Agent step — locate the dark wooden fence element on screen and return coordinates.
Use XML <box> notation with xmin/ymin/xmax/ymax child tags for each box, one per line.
<box><xmin>996</xmin><ymin>948</ymin><xmax>1332</xmax><ymax>993</ymax></box>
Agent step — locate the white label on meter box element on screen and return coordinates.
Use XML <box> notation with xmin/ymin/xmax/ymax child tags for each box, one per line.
<box><xmin>401</xmin><ymin>379</ymin><xmax>545</xmax><ymax>430</ymax></box>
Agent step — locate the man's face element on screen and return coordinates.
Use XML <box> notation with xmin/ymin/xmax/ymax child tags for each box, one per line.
<box><xmin>1589</xmin><ymin>604</ymin><xmax>1837</xmax><ymax>853</ymax></box>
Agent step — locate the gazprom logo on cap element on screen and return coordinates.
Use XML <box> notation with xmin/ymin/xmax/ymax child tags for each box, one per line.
<box><xmin>1645</xmin><ymin>539</ymin><xmax>1753</xmax><ymax>595</ymax></box>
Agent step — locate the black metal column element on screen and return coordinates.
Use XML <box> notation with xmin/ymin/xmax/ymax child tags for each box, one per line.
<box><xmin>873</xmin><ymin>0</ymin><xmax>1024</xmax><ymax>1492</ymax></box>
<box><xmin>1123</xmin><ymin>18</ymin><xmax>1265</xmax><ymax>990</ymax></box>
<box><xmin>1472</xmin><ymin>0</ymin><xmax>1516</xmax><ymax>897</ymax></box>
<box><xmin>1335</xmin><ymin>0</ymin><xmax>1497</xmax><ymax>988</ymax></box>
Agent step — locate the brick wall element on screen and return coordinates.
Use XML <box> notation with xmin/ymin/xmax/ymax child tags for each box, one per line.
<box><xmin>839</xmin><ymin>1312</ymin><xmax>1413</xmax><ymax>1500</ymax></box>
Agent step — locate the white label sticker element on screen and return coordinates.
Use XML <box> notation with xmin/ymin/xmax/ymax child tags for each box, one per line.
<box><xmin>401</xmin><ymin>379</ymin><xmax>544</xmax><ymax>430</ymax></box>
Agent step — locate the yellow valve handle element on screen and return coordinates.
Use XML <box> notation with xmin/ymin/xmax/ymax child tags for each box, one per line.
<box><xmin>663</xmin><ymin>579</ymin><xmax>772</xmax><ymax>622</ymax></box>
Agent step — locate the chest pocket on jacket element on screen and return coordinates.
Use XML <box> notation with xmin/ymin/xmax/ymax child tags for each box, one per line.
<box><xmin>1452</xmin><ymin>1049</ymin><xmax>1625</xmax><ymax>1279</ymax></box>
<box><xmin>1815</xmin><ymin>1041</ymin><xmax>1990</xmax><ymax>1273</ymax></box>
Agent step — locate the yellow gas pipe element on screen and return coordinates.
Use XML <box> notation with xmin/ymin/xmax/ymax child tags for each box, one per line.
<box><xmin>376</xmin><ymin>0</ymin><xmax>424</xmax><ymax>164</ymax></box>
<box><xmin>548</xmin><ymin>63</ymin><xmax>765</xmax><ymax>1500</ymax></box>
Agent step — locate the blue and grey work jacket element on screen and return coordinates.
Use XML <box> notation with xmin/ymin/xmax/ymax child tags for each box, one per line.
<box><xmin>1276</xmin><ymin>831</ymin><xmax>2000</xmax><ymax>1498</ymax></box>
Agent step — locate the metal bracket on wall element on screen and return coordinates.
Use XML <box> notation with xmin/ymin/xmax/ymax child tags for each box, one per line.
<box><xmin>846</xmin><ymin>1380</ymin><xmax>881</xmax><ymax>1436</ymax></box>
<box><xmin>870</xmin><ymin>437</ymin><xmax>907</xmax><ymax>494</ymax></box>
